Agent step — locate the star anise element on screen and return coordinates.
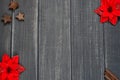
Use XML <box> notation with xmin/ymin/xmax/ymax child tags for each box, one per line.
<box><xmin>9</xmin><ymin>1</ymin><xmax>19</xmax><ymax>10</ymax></box>
<box><xmin>1</xmin><ymin>14</ymin><xmax>12</xmax><ymax>24</ymax></box>
<box><xmin>16</xmin><ymin>12</ymin><xmax>25</xmax><ymax>21</ymax></box>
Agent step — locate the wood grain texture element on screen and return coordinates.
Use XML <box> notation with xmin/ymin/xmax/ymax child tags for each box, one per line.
<box><xmin>71</xmin><ymin>0</ymin><xmax>105</xmax><ymax>80</ymax></box>
<box><xmin>12</xmin><ymin>0</ymin><xmax>38</xmax><ymax>80</ymax></box>
<box><xmin>39</xmin><ymin>0</ymin><xmax>71</xmax><ymax>80</ymax></box>
<box><xmin>0</xmin><ymin>0</ymin><xmax>11</xmax><ymax>58</ymax></box>
<box><xmin>2</xmin><ymin>0</ymin><xmax>120</xmax><ymax>80</ymax></box>
<box><xmin>104</xmin><ymin>22</ymin><xmax>120</xmax><ymax>79</ymax></box>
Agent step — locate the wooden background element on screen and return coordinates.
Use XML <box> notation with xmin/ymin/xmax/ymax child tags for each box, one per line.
<box><xmin>0</xmin><ymin>0</ymin><xmax>120</xmax><ymax>80</ymax></box>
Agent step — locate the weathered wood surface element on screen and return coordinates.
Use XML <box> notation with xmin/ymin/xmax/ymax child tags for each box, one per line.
<box><xmin>71</xmin><ymin>0</ymin><xmax>105</xmax><ymax>80</ymax></box>
<box><xmin>104</xmin><ymin>22</ymin><xmax>120</xmax><ymax>79</ymax></box>
<box><xmin>12</xmin><ymin>0</ymin><xmax>38</xmax><ymax>80</ymax></box>
<box><xmin>0</xmin><ymin>1</ymin><xmax>11</xmax><ymax>58</ymax></box>
<box><xmin>39</xmin><ymin>0</ymin><xmax>71</xmax><ymax>80</ymax></box>
<box><xmin>0</xmin><ymin>0</ymin><xmax>120</xmax><ymax>80</ymax></box>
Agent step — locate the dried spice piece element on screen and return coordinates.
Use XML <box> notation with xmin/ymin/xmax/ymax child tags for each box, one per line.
<box><xmin>0</xmin><ymin>54</ymin><xmax>25</xmax><ymax>80</ymax></box>
<box><xmin>2</xmin><ymin>14</ymin><xmax>12</xmax><ymax>24</ymax></box>
<box><xmin>104</xmin><ymin>69</ymin><xmax>119</xmax><ymax>80</ymax></box>
<box><xmin>94</xmin><ymin>0</ymin><xmax>120</xmax><ymax>25</ymax></box>
<box><xmin>16</xmin><ymin>12</ymin><xmax>25</xmax><ymax>21</ymax></box>
<box><xmin>9</xmin><ymin>1</ymin><xmax>19</xmax><ymax>10</ymax></box>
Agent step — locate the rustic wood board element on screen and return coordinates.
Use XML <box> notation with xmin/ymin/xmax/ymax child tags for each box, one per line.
<box><xmin>11</xmin><ymin>0</ymin><xmax>38</xmax><ymax>80</ymax></box>
<box><xmin>71</xmin><ymin>0</ymin><xmax>105</xmax><ymax>80</ymax></box>
<box><xmin>1</xmin><ymin>0</ymin><xmax>120</xmax><ymax>80</ymax></box>
<box><xmin>104</xmin><ymin>22</ymin><xmax>120</xmax><ymax>79</ymax></box>
<box><xmin>0</xmin><ymin>0</ymin><xmax>11</xmax><ymax>58</ymax></box>
<box><xmin>38</xmin><ymin>0</ymin><xmax>71</xmax><ymax>80</ymax></box>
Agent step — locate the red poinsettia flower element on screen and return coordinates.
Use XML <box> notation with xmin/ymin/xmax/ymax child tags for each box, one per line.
<box><xmin>0</xmin><ymin>54</ymin><xmax>25</xmax><ymax>80</ymax></box>
<box><xmin>95</xmin><ymin>0</ymin><xmax>120</xmax><ymax>25</ymax></box>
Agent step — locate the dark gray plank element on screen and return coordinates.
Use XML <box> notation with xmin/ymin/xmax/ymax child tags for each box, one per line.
<box><xmin>12</xmin><ymin>0</ymin><xmax>38</xmax><ymax>80</ymax></box>
<box><xmin>39</xmin><ymin>0</ymin><xmax>71</xmax><ymax>80</ymax></box>
<box><xmin>104</xmin><ymin>22</ymin><xmax>120</xmax><ymax>78</ymax></box>
<box><xmin>71</xmin><ymin>0</ymin><xmax>105</xmax><ymax>80</ymax></box>
<box><xmin>0</xmin><ymin>1</ymin><xmax>11</xmax><ymax>57</ymax></box>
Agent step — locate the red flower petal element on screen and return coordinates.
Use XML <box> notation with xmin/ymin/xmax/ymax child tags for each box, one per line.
<box><xmin>0</xmin><ymin>63</ymin><xmax>5</xmax><ymax>74</ymax></box>
<box><xmin>100</xmin><ymin>16</ymin><xmax>108</xmax><ymax>23</ymax></box>
<box><xmin>101</xmin><ymin>0</ymin><xmax>106</xmax><ymax>5</ymax></box>
<box><xmin>0</xmin><ymin>54</ymin><xmax>25</xmax><ymax>80</ymax></box>
<box><xmin>0</xmin><ymin>63</ymin><xmax>2</xmax><ymax>73</ymax></box>
<box><xmin>109</xmin><ymin>0</ymin><xmax>116</xmax><ymax>5</ymax></box>
<box><xmin>10</xmin><ymin>64</ymin><xmax>19</xmax><ymax>70</ymax></box>
<box><xmin>95</xmin><ymin>8</ymin><xmax>102</xmax><ymax>15</ymax></box>
<box><xmin>116</xmin><ymin>1</ymin><xmax>120</xmax><ymax>10</ymax></box>
<box><xmin>8</xmin><ymin>73</ymin><xmax>19</xmax><ymax>80</ymax></box>
<box><xmin>109</xmin><ymin>14</ymin><xmax>114</xmax><ymax>20</ymax></box>
<box><xmin>113</xmin><ymin>10</ymin><xmax>120</xmax><ymax>16</ymax></box>
<box><xmin>12</xmin><ymin>55</ymin><xmax>19</xmax><ymax>64</ymax></box>
<box><xmin>110</xmin><ymin>16</ymin><xmax>118</xmax><ymax>25</ymax></box>
<box><xmin>101</xmin><ymin>0</ymin><xmax>109</xmax><ymax>6</ymax></box>
<box><xmin>1</xmin><ymin>73</ymin><xmax>7</xmax><ymax>80</ymax></box>
<box><xmin>2</xmin><ymin>54</ymin><xmax>10</xmax><ymax>63</ymax></box>
<box><xmin>12</xmin><ymin>77</ymin><xmax>19</xmax><ymax>80</ymax></box>
<box><xmin>17</xmin><ymin>65</ymin><xmax>25</xmax><ymax>73</ymax></box>
<box><xmin>101</xmin><ymin>12</ymin><xmax>109</xmax><ymax>17</ymax></box>
<box><xmin>95</xmin><ymin>0</ymin><xmax>120</xmax><ymax>25</ymax></box>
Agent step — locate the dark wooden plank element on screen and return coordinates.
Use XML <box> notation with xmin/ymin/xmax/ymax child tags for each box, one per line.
<box><xmin>12</xmin><ymin>0</ymin><xmax>38</xmax><ymax>80</ymax></box>
<box><xmin>39</xmin><ymin>0</ymin><xmax>71</xmax><ymax>80</ymax></box>
<box><xmin>104</xmin><ymin>22</ymin><xmax>120</xmax><ymax>78</ymax></box>
<box><xmin>0</xmin><ymin>1</ymin><xmax>11</xmax><ymax>57</ymax></box>
<box><xmin>71</xmin><ymin>0</ymin><xmax>105</xmax><ymax>80</ymax></box>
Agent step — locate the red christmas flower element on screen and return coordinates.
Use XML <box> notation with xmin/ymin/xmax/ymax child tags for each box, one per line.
<box><xmin>95</xmin><ymin>0</ymin><xmax>120</xmax><ymax>25</ymax></box>
<box><xmin>0</xmin><ymin>54</ymin><xmax>25</xmax><ymax>80</ymax></box>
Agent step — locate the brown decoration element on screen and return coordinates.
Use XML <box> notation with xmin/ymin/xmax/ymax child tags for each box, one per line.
<box><xmin>9</xmin><ymin>1</ymin><xmax>19</xmax><ymax>10</ymax></box>
<box><xmin>16</xmin><ymin>12</ymin><xmax>25</xmax><ymax>21</ymax></box>
<box><xmin>104</xmin><ymin>69</ymin><xmax>119</xmax><ymax>80</ymax></box>
<box><xmin>2</xmin><ymin>15</ymin><xmax>12</xmax><ymax>24</ymax></box>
